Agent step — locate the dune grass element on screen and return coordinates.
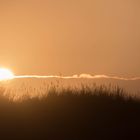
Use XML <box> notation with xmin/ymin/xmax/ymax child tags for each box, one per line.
<box><xmin>0</xmin><ymin>84</ymin><xmax>139</xmax><ymax>140</ymax></box>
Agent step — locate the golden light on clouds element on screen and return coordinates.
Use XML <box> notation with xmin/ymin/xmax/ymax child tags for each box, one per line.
<box><xmin>0</xmin><ymin>68</ymin><xmax>14</xmax><ymax>81</ymax></box>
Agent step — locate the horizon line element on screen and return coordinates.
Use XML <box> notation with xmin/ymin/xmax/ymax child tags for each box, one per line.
<box><xmin>13</xmin><ymin>74</ymin><xmax>140</xmax><ymax>81</ymax></box>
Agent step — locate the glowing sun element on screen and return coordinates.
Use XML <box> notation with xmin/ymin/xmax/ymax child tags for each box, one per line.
<box><xmin>0</xmin><ymin>68</ymin><xmax>14</xmax><ymax>81</ymax></box>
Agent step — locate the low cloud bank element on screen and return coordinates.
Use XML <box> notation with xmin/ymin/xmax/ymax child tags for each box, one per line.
<box><xmin>14</xmin><ymin>74</ymin><xmax>140</xmax><ymax>81</ymax></box>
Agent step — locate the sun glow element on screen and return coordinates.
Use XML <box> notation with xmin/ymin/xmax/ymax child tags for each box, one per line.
<box><xmin>0</xmin><ymin>68</ymin><xmax>14</xmax><ymax>81</ymax></box>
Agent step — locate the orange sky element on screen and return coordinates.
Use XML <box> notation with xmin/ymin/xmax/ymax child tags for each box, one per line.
<box><xmin>0</xmin><ymin>0</ymin><xmax>140</xmax><ymax>77</ymax></box>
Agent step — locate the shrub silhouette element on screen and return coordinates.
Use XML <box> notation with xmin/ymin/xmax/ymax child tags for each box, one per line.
<box><xmin>0</xmin><ymin>84</ymin><xmax>139</xmax><ymax>140</ymax></box>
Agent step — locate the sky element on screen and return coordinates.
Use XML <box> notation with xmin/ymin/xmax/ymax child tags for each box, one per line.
<box><xmin>0</xmin><ymin>0</ymin><xmax>140</xmax><ymax>77</ymax></box>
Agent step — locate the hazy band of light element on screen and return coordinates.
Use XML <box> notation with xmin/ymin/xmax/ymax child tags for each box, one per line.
<box><xmin>13</xmin><ymin>74</ymin><xmax>140</xmax><ymax>81</ymax></box>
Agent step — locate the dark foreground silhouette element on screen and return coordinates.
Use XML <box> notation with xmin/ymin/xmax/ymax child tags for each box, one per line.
<box><xmin>0</xmin><ymin>86</ymin><xmax>140</xmax><ymax>140</ymax></box>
